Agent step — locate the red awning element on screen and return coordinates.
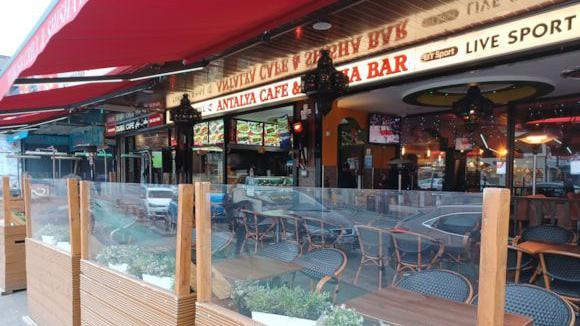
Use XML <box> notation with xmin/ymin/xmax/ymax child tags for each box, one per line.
<box><xmin>0</xmin><ymin>0</ymin><xmax>335</xmax><ymax>103</ymax></box>
<box><xmin>0</xmin><ymin>80</ymin><xmax>145</xmax><ymax>126</ymax></box>
<box><xmin>0</xmin><ymin>81</ymin><xmax>143</xmax><ymax>112</ymax></box>
<box><xmin>0</xmin><ymin>111</ymin><xmax>68</xmax><ymax>128</ymax></box>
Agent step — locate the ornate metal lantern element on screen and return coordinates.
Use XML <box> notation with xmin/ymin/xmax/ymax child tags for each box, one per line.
<box><xmin>301</xmin><ymin>49</ymin><xmax>349</xmax><ymax>115</ymax></box>
<box><xmin>171</xmin><ymin>94</ymin><xmax>201</xmax><ymax>125</ymax></box>
<box><xmin>171</xmin><ymin>94</ymin><xmax>201</xmax><ymax>183</ymax></box>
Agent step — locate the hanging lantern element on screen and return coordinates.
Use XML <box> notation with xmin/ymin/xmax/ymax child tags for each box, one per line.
<box><xmin>452</xmin><ymin>86</ymin><xmax>494</xmax><ymax>130</ymax></box>
<box><xmin>301</xmin><ymin>49</ymin><xmax>349</xmax><ymax>115</ymax></box>
<box><xmin>171</xmin><ymin>94</ymin><xmax>201</xmax><ymax>125</ymax></box>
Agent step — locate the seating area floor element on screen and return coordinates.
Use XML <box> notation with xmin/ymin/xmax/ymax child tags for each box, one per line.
<box><xmin>0</xmin><ymin>290</ymin><xmax>27</xmax><ymax>325</ymax></box>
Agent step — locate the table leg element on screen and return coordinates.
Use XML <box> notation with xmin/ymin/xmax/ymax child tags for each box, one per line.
<box><xmin>515</xmin><ymin>251</ymin><xmax>522</xmax><ymax>283</ymax></box>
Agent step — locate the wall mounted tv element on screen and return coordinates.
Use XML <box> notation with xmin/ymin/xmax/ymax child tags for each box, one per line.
<box><xmin>368</xmin><ymin>113</ymin><xmax>400</xmax><ymax>144</ymax></box>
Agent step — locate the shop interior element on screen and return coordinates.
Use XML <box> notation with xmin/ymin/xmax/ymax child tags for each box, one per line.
<box><xmin>330</xmin><ymin>50</ymin><xmax>579</xmax><ymax>195</ymax></box>
<box><xmin>192</xmin><ymin>106</ymin><xmax>294</xmax><ymax>185</ymax></box>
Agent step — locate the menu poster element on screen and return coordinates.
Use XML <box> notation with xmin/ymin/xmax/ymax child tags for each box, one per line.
<box><xmin>209</xmin><ymin>119</ymin><xmax>224</xmax><ymax>144</ymax></box>
<box><xmin>236</xmin><ymin>120</ymin><xmax>264</xmax><ymax>145</ymax></box>
<box><xmin>369</xmin><ymin>114</ymin><xmax>400</xmax><ymax>144</ymax></box>
<box><xmin>277</xmin><ymin>115</ymin><xmax>291</xmax><ymax>149</ymax></box>
<box><xmin>194</xmin><ymin>122</ymin><xmax>209</xmax><ymax>146</ymax></box>
<box><xmin>264</xmin><ymin>123</ymin><xmax>280</xmax><ymax>147</ymax></box>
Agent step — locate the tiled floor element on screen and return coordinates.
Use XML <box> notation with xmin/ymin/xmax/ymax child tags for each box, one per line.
<box><xmin>0</xmin><ymin>290</ymin><xmax>27</xmax><ymax>325</ymax></box>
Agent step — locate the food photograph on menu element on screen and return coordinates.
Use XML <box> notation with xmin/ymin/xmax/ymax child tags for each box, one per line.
<box><xmin>236</xmin><ymin>120</ymin><xmax>264</xmax><ymax>146</ymax></box>
<box><xmin>264</xmin><ymin>123</ymin><xmax>281</xmax><ymax>147</ymax></box>
<box><xmin>193</xmin><ymin>122</ymin><xmax>209</xmax><ymax>146</ymax></box>
<box><xmin>369</xmin><ymin>113</ymin><xmax>400</xmax><ymax>144</ymax></box>
<box><xmin>208</xmin><ymin>119</ymin><xmax>224</xmax><ymax>145</ymax></box>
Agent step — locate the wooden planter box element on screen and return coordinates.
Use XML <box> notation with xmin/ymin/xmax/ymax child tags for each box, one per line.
<box><xmin>196</xmin><ymin>302</ymin><xmax>259</xmax><ymax>326</ymax></box>
<box><xmin>80</xmin><ymin>260</ymin><xmax>196</xmax><ymax>325</ymax></box>
<box><xmin>1</xmin><ymin>176</ymin><xmax>27</xmax><ymax>295</ymax></box>
<box><xmin>0</xmin><ymin>224</ymin><xmax>26</xmax><ymax>294</ymax></box>
<box><xmin>78</xmin><ymin>182</ymin><xmax>197</xmax><ymax>326</ymax></box>
<box><xmin>26</xmin><ymin>238</ymin><xmax>80</xmax><ymax>326</ymax></box>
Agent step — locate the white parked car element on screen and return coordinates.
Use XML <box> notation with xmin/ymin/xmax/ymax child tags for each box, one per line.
<box><xmin>144</xmin><ymin>187</ymin><xmax>175</xmax><ymax>218</ymax></box>
<box><xmin>418</xmin><ymin>178</ymin><xmax>443</xmax><ymax>190</ymax></box>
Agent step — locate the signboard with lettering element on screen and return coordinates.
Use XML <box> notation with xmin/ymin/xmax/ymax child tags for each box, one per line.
<box><xmin>186</xmin><ymin>3</ymin><xmax>579</xmax><ymax>118</ymax></box>
<box><xmin>165</xmin><ymin>0</ymin><xmax>574</xmax><ymax>106</ymax></box>
<box><xmin>105</xmin><ymin>112</ymin><xmax>164</xmax><ymax>137</ymax></box>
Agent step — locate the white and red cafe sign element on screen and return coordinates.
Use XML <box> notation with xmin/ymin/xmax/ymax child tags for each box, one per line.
<box><xmin>184</xmin><ymin>3</ymin><xmax>579</xmax><ymax>118</ymax></box>
<box><xmin>105</xmin><ymin>112</ymin><xmax>164</xmax><ymax>137</ymax></box>
<box><xmin>166</xmin><ymin>0</ymin><xmax>575</xmax><ymax>106</ymax></box>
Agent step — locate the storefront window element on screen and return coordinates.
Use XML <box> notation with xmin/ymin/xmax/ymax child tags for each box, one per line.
<box><xmin>401</xmin><ymin>107</ymin><xmax>507</xmax><ymax>192</ymax></box>
<box><xmin>514</xmin><ymin>97</ymin><xmax>579</xmax><ymax>197</ymax></box>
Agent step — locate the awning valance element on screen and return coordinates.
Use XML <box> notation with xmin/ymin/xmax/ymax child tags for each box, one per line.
<box><xmin>0</xmin><ymin>0</ymin><xmax>335</xmax><ymax>103</ymax></box>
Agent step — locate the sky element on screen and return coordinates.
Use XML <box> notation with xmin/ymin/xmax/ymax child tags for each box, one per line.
<box><xmin>0</xmin><ymin>0</ymin><xmax>53</xmax><ymax>58</ymax></box>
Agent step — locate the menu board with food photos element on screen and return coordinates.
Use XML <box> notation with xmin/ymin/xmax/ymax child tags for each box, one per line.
<box><xmin>264</xmin><ymin>123</ymin><xmax>280</xmax><ymax>147</ymax></box>
<box><xmin>209</xmin><ymin>119</ymin><xmax>224</xmax><ymax>144</ymax></box>
<box><xmin>236</xmin><ymin>120</ymin><xmax>263</xmax><ymax>145</ymax></box>
<box><xmin>194</xmin><ymin>122</ymin><xmax>209</xmax><ymax>146</ymax></box>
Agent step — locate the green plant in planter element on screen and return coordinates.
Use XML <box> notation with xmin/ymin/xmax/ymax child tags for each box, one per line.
<box><xmin>141</xmin><ymin>253</ymin><xmax>176</xmax><ymax>278</ymax></box>
<box><xmin>317</xmin><ymin>304</ymin><xmax>364</xmax><ymax>326</ymax></box>
<box><xmin>38</xmin><ymin>223</ymin><xmax>70</xmax><ymax>242</ymax></box>
<box><xmin>240</xmin><ymin>283</ymin><xmax>331</xmax><ymax>320</ymax></box>
<box><xmin>95</xmin><ymin>245</ymin><xmax>140</xmax><ymax>266</ymax></box>
<box><xmin>231</xmin><ymin>281</ymin><xmax>263</xmax><ymax>316</ymax></box>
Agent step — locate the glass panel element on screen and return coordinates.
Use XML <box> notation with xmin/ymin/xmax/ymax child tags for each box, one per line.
<box><xmin>87</xmin><ymin>182</ymin><xmax>178</xmax><ymax>293</ymax></box>
<box><xmin>203</xmin><ymin>184</ymin><xmax>483</xmax><ymax>325</ymax></box>
<box><xmin>29</xmin><ymin>178</ymin><xmax>71</xmax><ymax>252</ymax></box>
<box><xmin>402</xmin><ymin>107</ymin><xmax>507</xmax><ymax>192</ymax></box>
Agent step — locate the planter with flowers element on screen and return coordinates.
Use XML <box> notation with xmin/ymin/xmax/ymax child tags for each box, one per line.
<box><xmin>140</xmin><ymin>254</ymin><xmax>176</xmax><ymax>291</ymax></box>
<box><xmin>232</xmin><ymin>282</ymin><xmax>364</xmax><ymax>326</ymax></box>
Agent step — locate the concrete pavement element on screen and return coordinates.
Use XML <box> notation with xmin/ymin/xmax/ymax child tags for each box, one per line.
<box><xmin>0</xmin><ymin>290</ymin><xmax>27</xmax><ymax>325</ymax></box>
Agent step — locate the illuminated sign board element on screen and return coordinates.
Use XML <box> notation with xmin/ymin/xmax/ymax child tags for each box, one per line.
<box><xmin>182</xmin><ymin>3</ymin><xmax>579</xmax><ymax>117</ymax></box>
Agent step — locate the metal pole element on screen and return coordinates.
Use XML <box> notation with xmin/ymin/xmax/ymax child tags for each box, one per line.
<box><xmin>532</xmin><ymin>154</ymin><xmax>537</xmax><ymax>195</ymax></box>
<box><xmin>52</xmin><ymin>155</ymin><xmax>56</xmax><ymax>179</ymax></box>
<box><xmin>104</xmin><ymin>152</ymin><xmax>108</xmax><ymax>182</ymax></box>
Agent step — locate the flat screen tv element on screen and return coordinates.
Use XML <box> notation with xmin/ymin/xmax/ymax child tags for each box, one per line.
<box><xmin>368</xmin><ymin>113</ymin><xmax>400</xmax><ymax>144</ymax></box>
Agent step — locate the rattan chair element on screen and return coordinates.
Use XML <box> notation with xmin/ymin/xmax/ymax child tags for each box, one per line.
<box><xmin>239</xmin><ymin>209</ymin><xmax>277</xmax><ymax>253</ymax></box>
<box><xmin>258</xmin><ymin>241</ymin><xmax>301</xmax><ymax>263</ymax></box>
<box><xmin>301</xmin><ymin>216</ymin><xmax>345</xmax><ymax>251</ymax></box>
<box><xmin>473</xmin><ymin>284</ymin><xmax>575</xmax><ymax>326</ymax></box>
<box><xmin>392</xmin><ymin>230</ymin><xmax>444</xmax><ymax>272</ymax></box>
<box><xmin>278</xmin><ymin>215</ymin><xmax>303</xmax><ymax>246</ymax></box>
<box><xmin>295</xmin><ymin>248</ymin><xmax>347</xmax><ymax>302</ymax></box>
<box><xmin>537</xmin><ymin>249</ymin><xmax>580</xmax><ymax>306</ymax></box>
<box><xmin>507</xmin><ymin>244</ymin><xmax>535</xmax><ymax>283</ymax></box>
<box><xmin>395</xmin><ymin>269</ymin><xmax>473</xmax><ymax>303</ymax></box>
<box><xmin>519</xmin><ymin>225</ymin><xmax>575</xmax><ymax>244</ymax></box>
<box><xmin>354</xmin><ymin>225</ymin><xmax>394</xmax><ymax>288</ymax></box>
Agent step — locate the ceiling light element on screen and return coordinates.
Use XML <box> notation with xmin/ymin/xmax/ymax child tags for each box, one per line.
<box><xmin>312</xmin><ymin>21</ymin><xmax>332</xmax><ymax>31</ymax></box>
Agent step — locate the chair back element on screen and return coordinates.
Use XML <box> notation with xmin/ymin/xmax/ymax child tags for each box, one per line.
<box><xmin>473</xmin><ymin>284</ymin><xmax>575</xmax><ymax>326</ymax></box>
<box><xmin>355</xmin><ymin>225</ymin><xmax>393</xmax><ymax>259</ymax></box>
<box><xmin>279</xmin><ymin>215</ymin><xmax>302</xmax><ymax>244</ymax></box>
<box><xmin>258</xmin><ymin>241</ymin><xmax>300</xmax><ymax>263</ymax></box>
<box><xmin>538</xmin><ymin>250</ymin><xmax>580</xmax><ymax>283</ymax></box>
<box><xmin>522</xmin><ymin>225</ymin><xmax>574</xmax><ymax>244</ymax></box>
<box><xmin>392</xmin><ymin>230</ymin><xmax>444</xmax><ymax>268</ymax></box>
<box><xmin>395</xmin><ymin>269</ymin><xmax>473</xmax><ymax>303</ymax></box>
<box><xmin>296</xmin><ymin>248</ymin><xmax>347</xmax><ymax>279</ymax></box>
<box><xmin>301</xmin><ymin>216</ymin><xmax>343</xmax><ymax>249</ymax></box>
